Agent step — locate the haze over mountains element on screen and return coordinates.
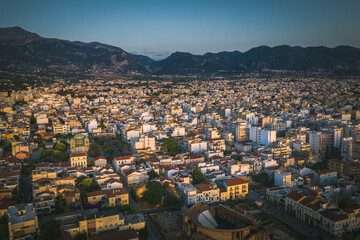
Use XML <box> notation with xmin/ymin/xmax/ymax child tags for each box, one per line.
<box><xmin>1</xmin><ymin>26</ymin><xmax>360</xmax><ymax>76</ymax></box>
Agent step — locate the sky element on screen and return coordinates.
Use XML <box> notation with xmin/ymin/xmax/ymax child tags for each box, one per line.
<box><xmin>1</xmin><ymin>0</ymin><xmax>360</xmax><ymax>60</ymax></box>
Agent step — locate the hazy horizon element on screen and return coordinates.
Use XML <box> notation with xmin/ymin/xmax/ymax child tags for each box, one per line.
<box><xmin>1</xmin><ymin>0</ymin><xmax>360</xmax><ymax>59</ymax></box>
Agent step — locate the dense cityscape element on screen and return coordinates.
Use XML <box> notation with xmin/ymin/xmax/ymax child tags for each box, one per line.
<box><xmin>0</xmin><ymin>75</ymin><xmax>358</xmax><ymax>240</ymax></box>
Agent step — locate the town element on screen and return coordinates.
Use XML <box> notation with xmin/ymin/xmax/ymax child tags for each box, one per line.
<box><xmin>0</xmin><ymin>76</ymin><xmax>359</xmax><ymax>240</ymax></box>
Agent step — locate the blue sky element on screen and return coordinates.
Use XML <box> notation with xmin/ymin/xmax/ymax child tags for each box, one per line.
<box><xmin>1</xmin><ymin>0</ymin><xmax>360</xmax><ymax>59</ymax></box>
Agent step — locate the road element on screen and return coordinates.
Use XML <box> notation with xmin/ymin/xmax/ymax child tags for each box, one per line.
<box><xmin>20</xmin><ymin>176</ymin><xmax>32</xmax><ymax>203</ymax></box>
<box><xmin>146</xmin><ymin>215</ymin><xmax>164</xmax><ymax>240</ymax></box>
<box><xmin>249</xmin><ymin>190</ymin><xmax>322</xmax><ymax>240</ymax></box>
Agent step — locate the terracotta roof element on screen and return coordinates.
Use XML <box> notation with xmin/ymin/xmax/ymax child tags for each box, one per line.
<box><xmin>286</xmin><ymin>191</ymin><xmax>304</xmax><ymax>201</ymax></box>
<box><xmin>195</xmin><ymin>183</ymin><xmax>212</xmax><ymax>192</ymax></box>
<box><xmin>70</xmin><ymin>153</ymin><xmax>87</xmax><ymax>157</ymax></box>
<box><xmin>322</xmin><ymin>211</ymin><xmax>348</xmax><ymax>222</ymax></box>
<box><xmin>299</xmin><ymin>196</ymin><xmax>315</xmax><ymax>206</ymax></box>
<box><xmin>86</xmin><ymin>188</ymin><xmax>128</xmax><ymax>198</ymax></box>
<box><xmin>225</xmin><ymin>178</ymin><xmax>248</xmax><ymax>186</ymax></box>
<box><xmin>114</xmin><ymin>155</ymin><xmax>134</xmax><ymax>161</ymax></box>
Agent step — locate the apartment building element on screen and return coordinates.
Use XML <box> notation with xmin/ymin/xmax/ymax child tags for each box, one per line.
<box><xmin>8</xmin><ymin>204</ymin><xmax>39</xmax><ymax>240</ymax></box>
<box><xmin>86</xmin><ymin>188</ymin><xmax>129</xmax><ymax>207</ymax></box>
<box><xmin>224</xmin><ymin>178</ymin><xmax>248</xmax><ymax>200</ymax></box>
<box><xmin>70</xmin><ymin>153</ymin><xmax>87</xmax><ymax>167</ymax></box>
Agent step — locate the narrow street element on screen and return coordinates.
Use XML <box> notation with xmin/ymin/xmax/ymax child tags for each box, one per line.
<box><xmin>249</xmin><ymin>190</ymin><xmax>322</xmax><ymax>240</ymax></box>
<box><xmin>20</xmin><ymin>176</ymin><xmax>32</xmax><ymax>203</ymax></box>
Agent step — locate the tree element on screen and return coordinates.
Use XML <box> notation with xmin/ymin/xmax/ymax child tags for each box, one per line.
<box><xmin>55</xmin><ymin>195</ymin><xmax>66</xmax><ymax>214</ymax></box>
<box><xmin>55</xmin><ymin>143</ymin><xmax>66</xmax><ymax>152</ymax></box>
<box><xmin>81</xmin><ymin>178</ymin><xmax>94</xmax><ymax>188</ymax></box>
<box><xmin>338</xmin><ymin>198</ymin><xmax>359</xmax><ymax>209</ymax></box>
<box><xmin>88</xmin><ymin>143</ymin><xmax>101</xmax><ymax>157</ymax></box>
<box><xmin>0</xmin><ymin>215</ymin><xmax>9</xmax><ymax>239</ymax></box>
<box><xmin>163</xmin><ymin>192</ymin><xmax>180</xmax><ymax>207</ymax></box>
<box><xmin>139</xmin><ymin>158</ymin><xmax>146</xmax><ymax>165</ymax></box>
<box><xmin>142</xmin><ymin>181</ymin><xmax>165</xmax><ymax>207</ymax></box>
<box><xmin>138</xmin><ymin>226</ymin><xmax>148</xmax><ymax>240</ymax></box>
<box><xmin>148</xmin><ymin>169</ymin><xmax>159</xmax><ymax>180</ymax></box>
<box><xmin>163</xmin><ymin>138</ymin><xmax>183</xmax><ymax>156</ymax></box>
<box><xmin>39</xmin><ymin>220</ymin><xmax>60</xmax><ymax>240</ymax></box>
<box><xmin>252</xmin><ymin>172</ymin><xmax>272</xmax><ymax>187</ymax></box>
<box><xmin>80</xmin><ymin>178</ymin><xmax>100</xmax><ymax>193</ymax></box>
<box><xmin>74</xmin><ymin>232</ymin><xmax>87</xmax><ymax>240</ymax></box>
<box><xmin>192</xmin><ymin>169</ymin><xmax>204</xmax><ymax>184</ymax></box>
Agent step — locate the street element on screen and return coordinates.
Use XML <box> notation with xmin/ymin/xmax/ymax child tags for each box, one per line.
<box><xmin>249</xmin><ymin>190</ymin><xmax>322</xmax><ymax>240</ymax></box>
<box><xmin>20</xmin><ymin>176</ymin><xmax>32</xmax><ymax>203</ymax></box>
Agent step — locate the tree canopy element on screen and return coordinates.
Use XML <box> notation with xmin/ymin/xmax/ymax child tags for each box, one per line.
<box><xmin>88</xmin><ymin>143</ymin><xmax>101</xmax><ymax>157</ymax></box>
<box><xmin>192</xmin><ymin>169</ymin><xmax>205</xmax><ymax>185</ymax></box>
<box><xmin>163</xmin><ymin>138</ymin><xmax>183</xmax><ymax>156</ymax></box>
<box><xmin>39</xmin><ymin>220</ymin><xmax>61</xmax><ymax>240</ymax></box>
<box><xmin>148</xmin><ymin>169</ymin><xmax>159</xmax><ymax>180</ymax></box>
<box><xmin>55</xmin><ymin>142</ymin><xmax>67</xmax><ymax>152</ymax></box>
<box><xmin>142</xmin><ymin>181</ymin><xmax>165</xmax><ymax>207</ymax></box>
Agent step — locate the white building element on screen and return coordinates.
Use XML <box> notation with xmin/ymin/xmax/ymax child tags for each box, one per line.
<box><xmin>250</xmin><ymin>127</ymin><xmax>276</xmax><ymax>146</ymax></box>
<box><xmin>262</xmin><ymin>159</ymin><xmax>278</xmax><ymax>169</ymax></box>
<box><xmin>249</xmin><ymin>126</ymin><xmax>261</xmax><ymax>143</ymax></box>
<box><xmin>87</xmin><ymin>119</ymin><xmax>97</xmax><ymax>133</ymax></box>
<box><xmin>274</xmin><ymin>170</ymin><xmax>292</xmax><ymax>187</ymax></box>
<box><xmin>260</xmin><ymin>130</ymin><xmax>276</xmax><ymax>146</ymax></box>
<box><xmin>341</xmin><ymin>137</ymin><xmax>353</xmax><ymax>159</ymax></box>
<box><xmin>52</xmin><ymin>123</ymin><xmax>71</xmax><ymax>135</ymax></box>
<box><xmin>187</xmin><ymin>141</ymin><xmax>208</xmax><ymax>153</ymax></box>
<box><xmin>131</xmin><ymin>135</ymin><xmax>156</xmax><ymax>152</ymax></box>
<box><xmin>171</xmin><ymin>126</ymin><xmax>186</xmax><ymax>137</ymax></box>
<box><xmin>112</xmin><ymin>155</ymin><xmax>135</xmax><ymax>172</ymax></box>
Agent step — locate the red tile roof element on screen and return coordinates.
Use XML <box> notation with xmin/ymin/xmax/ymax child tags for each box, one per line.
<box><xmin>286</xmin><ymin>191</ymin><xmax>304</xmax><ymax>201</ymax></box>
<box><xmin>225</xmin><ymin>178</ymin><xmax>248</xmax><ymax>186</ymax></box>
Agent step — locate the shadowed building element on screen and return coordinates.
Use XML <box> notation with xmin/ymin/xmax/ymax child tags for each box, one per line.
<box><xmin>182</xmin><ymin>203</ymin><xmax>268</xmax><ymax>240</ymax></box>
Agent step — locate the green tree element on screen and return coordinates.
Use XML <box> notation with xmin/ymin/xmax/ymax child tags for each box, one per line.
<box><xmin>163</xmin><ymin>138</ymin><xmax>183</xmax><ymax>156</ymax></box>
<box><xmin>163</xmin><ymin>192</ymin><xmax>180</xmax><ymax>207</ymax></box>
<box><xmin>55</xmin><ymin>143</ymin><xmax>66</xmax><ymax>152</ymax></box>
<box><xmin>81</xmin><ymin>178</ymin><xmax>93</xmax><ymax>188</ymax></box>
<box><xmin>251</xmin><ymin>172</ymin><xmax>272</xmax><ymax>187</ymax></box>
<box><xmin>74</xmin><ymin>232</ymin><xmax>87</xmax><ymax>240</ymax></box>
<box><xmin>80</xmin><ymin>178</ymin><xmax>100</xmax><ymax>193</ymax></box>
<box><xmin>192</xmin><ymin>169</ymin><xmax>204</xmax><ymax>184</ymax></box>
<box><xmin>88</xmin><ymin>143</ymin><xmax>101</xmax><ymax>157</ymax></box>
<box><xmin>139</xmin><ymin>225</ymin><xmax>148</xmax><ymax>240</ymax></box>
<box><xmin>55</xmin><ymin>195</ymin><xmax>66</xmax><ymax>214</ymax></box>
<box><xmin>338</xmin><ymin>198</ymin><xmax>359</xmax><ymax>209</ymax></box>
<box><xmin>148</xmin><ymin>169</ymin><xmax>159</xmax><ymax>180</ymax></box>
<box><xmin>39</xmin><ymin>220</ymin><xmax>60</xmax><ymax>240</ymax></box>
<box><xmin>0</xmin><ymin>215</ymin><xmax>9</xmax><ymax>240</ymax></box>
<box><xmin>142</xmin><ymin>181</ymin><xmax>165</xmax><ymax>207</ymax></box>
<box><xmin>139</xmin><ymin>158</ymin><xmax>146</xmax><ymax>165</ymax></box>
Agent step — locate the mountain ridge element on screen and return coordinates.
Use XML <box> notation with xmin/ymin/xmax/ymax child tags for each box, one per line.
<box><xmin>1</xmin><ymin>26</ymin><xmax>360</xmax><ymax>76</ymax></box>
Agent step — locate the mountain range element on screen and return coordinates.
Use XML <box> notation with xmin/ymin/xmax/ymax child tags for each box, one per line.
<box><xmin>1</xmin><ymin>26</ymin><xmax>360</xmax><ymax>76</ymax></box>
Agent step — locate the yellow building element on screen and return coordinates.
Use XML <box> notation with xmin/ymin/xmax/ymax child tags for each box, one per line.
<box><xmin>64</xmin><ymin>209</ymin><xmax>125</xmax><ymax>238</ymax></box>
<box><xmin>31</xmin><ymin>169</ymin><xmax>57</xmax><ymax>182</ymax></box>
<box><xmin>123</xmin><ymin>170</ymin><xmax>149</xmax><ymax>186</ymax></box>
<box><xmin>86</xmin><ymin>188</ymin><xmax>129</xmax><ymax>207</ymax></box>
<box><xmin>70</xmin><ymin>153</ymin><xmax>87</xmax><ymax>167</ymax></box>
<box><xmin>224</xmin><ymin>178</ymin><xmax>248</xmax><ymax>200</ymax></box>
<box><xmin>69</xmin><ymin>133</ymin><xmax>89</xmax><ymax>154</ymax></box>
<box><xmin>8</xmin><ymin>204</ymin><xmax>39</xmax><ymax>240</ymax></box>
